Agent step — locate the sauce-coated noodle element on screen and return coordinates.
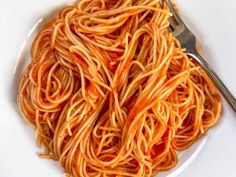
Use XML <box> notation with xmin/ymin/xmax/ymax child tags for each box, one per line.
<box><xmin>18</xmin><ymin>0</ymin><xmax>221</xmax><ymax>176</ymax></box>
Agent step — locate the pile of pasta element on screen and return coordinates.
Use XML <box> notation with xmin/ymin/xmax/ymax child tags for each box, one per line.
<box><xmin>18</xmin><ymin>0</ymin><xmax>221</xmax><ymax>176</ymax></box>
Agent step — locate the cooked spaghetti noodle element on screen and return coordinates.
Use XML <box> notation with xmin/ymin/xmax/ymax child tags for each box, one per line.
<box><xmin>18</xmin><ymin>0</ymin><xmax>222</xmax><ymax>176</ymax></box>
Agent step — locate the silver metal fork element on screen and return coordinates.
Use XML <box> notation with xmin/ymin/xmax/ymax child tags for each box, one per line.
<box><xmin>163</xmin><ymin>0</ymin><xmax>236</xmax><ymax>112</ymax></box>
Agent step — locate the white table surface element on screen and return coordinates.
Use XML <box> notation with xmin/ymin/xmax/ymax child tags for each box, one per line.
<box><xmin>0</xmin><ymin>0</ymin><xmax>236</xmax><ymax>177</ymax></box>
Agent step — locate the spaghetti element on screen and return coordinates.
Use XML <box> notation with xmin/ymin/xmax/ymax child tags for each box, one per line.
<box><xmin>18</xmin><ymin>0</ymin><xmax>222</xmax><ymax>176</ymax></box>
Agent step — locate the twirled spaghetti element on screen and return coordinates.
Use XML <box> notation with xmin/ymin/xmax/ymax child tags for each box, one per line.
<box><xmin>18</xmin><ymin>0</ymin><xmax>222</xmax><ymax>176</ymax></box>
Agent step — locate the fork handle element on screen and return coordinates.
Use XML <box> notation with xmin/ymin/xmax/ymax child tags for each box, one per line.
<box><xmin>187</xmin><ymin>51</ymin><xmax>236</xmax><ymax>112</ymax></box>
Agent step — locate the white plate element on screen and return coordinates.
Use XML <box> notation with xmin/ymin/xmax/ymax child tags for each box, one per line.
<box><xmin>0</xmin><ymin>0</ymin><xmax>236</xmax><ymax>177</ymax></box>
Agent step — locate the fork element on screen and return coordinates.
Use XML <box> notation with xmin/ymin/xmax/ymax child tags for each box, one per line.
<box><xmin>163</xmin><ymin>0</ymin><xmax>236</xmax><ymax>112</ymax></box>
